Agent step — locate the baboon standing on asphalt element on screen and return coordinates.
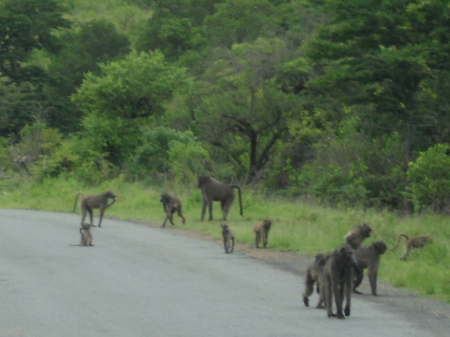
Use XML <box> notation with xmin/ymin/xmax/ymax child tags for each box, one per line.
<box><xmin>303</xmin><ymin>253</ymin><xmax>329</xmax><ymax>308</ymax></box>
<box><xmin>391</xmin><ymin>234</ymin><xmax>433</xmax><ymax>261</ymax></box>
<box><xmin>80</xmin><ymin>223</ymin><xmax>93</xmax><ymax>246</ymax></box>
<box><xmin>220</xmin><ymin>223</ymin><xmax>235</xmax><ymax>253</ymax></box>
<box><xmin>323</xmin><ymin>245</ymin><xmax>356</xmax><ymax>319</ymax></box>
<box><xmin>353</xmin><ymin>241</ymin><xmax>387</xmax><ymax>295</ymax></box>
<box><xmin>253</xmin><ymin>219</ymin><xmax>272</xmax><ymax>248</ymax></box>
<box><xmin>344</xmin><ymin>223</ymin><xmax>372</xmax><ymax>249</ymax></box>
<box><xmin>73</xmin><ymin>191</ymin><xmax>116</xmax><ymax>227</ymax></box>
<box><xmin>160</xmin><ymin>192</ymin><xmax>186</xmax><ymax>227</ymax></box>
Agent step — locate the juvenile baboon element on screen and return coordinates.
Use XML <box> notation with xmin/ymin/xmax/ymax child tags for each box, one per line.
<box><xmin>73</xmin><ymin>191</ymin><xmax>116</xmax><ymax>227</ymax></box>
<box><xmin>391</xmin><ymin>234</ymin><xmax>433</xmax><ymax>261</ymax></box>
<box><xmin>323</xmin><ymin>245</ymin><xmax>356</xmax><ymax>319</ymax></box>
<box><xmin>197</xmin><ymin>175</ymin><xmax>243</xmax><ymax>221</ymax></box>
<box><xmin>80</xmin><ymin>223</ymin><xmax>93</xmax><ymax>246</ymax></box>
<box><xmin>220</xmin><ymin>223</ymin><xmax>235</xmax><ymax>253</ymax></box>
<box><xmin>353</xmin><ymin>241</ymin><xmax>387</xmax><ymax>296</ymax></box>
<box><xmin>344</xmin><ymin>223</ymin><xmax>372</xmax><ymax>249</ymax></box>
<box><xmin>160</xmin><ymin>193</ymin><xmax>186</xmax><ymax>227</ymax></box>
<box><xmin>253</xmin><ymin>219</ymin><xmax>272</xmax><ymax>248</ymax></box>
<box><xmin>303</xmin><ymin>253</ymin><xmax>329</xmax><ymax>308</ymax></box>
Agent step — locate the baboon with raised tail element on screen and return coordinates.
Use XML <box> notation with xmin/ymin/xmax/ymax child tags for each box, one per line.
<box><xmin>73</xmin><ymin>191</ymin><xmax>116</xmax><ymax>227</ymax></box>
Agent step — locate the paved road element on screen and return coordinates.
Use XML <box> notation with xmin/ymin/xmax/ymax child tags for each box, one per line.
<box><xmin>0</xmin><ymin>209</ymin><xmax>446</xmax><ymax>337</ymax></box>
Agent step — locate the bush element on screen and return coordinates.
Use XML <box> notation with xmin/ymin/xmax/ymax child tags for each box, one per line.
<box><xmin>407</xmin><ymin>144</ymin><xmax>450</xmax><ymax>213</ymax></box>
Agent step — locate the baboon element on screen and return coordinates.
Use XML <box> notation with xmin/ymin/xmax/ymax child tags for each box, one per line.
<box><xmin>253</xmin><ymin>219</ymin><xmax>272</xmax><ymax>248</ymax></box>
<box><xmin>220</xmin><ymin>223</ymin><xmax>235</xmax><ymax>253</ymax></box>
<box><xmin>391</xmin><ymin>234</ymin><xmax>433</xmax><ymax>261</ymax></box>
<box><xmin>197</xmin><ymin>175</ymin><xmax>243</xmax><ymax>221</ymax></box>
<box><xmin>303</xmin><ymin>253</ymin><xmax>329</xmax><ymax>308</ymax></box>
<box><xmin>73</xmin><ymin>191</ymin><xmax>116</xmax><ymax>227</ymax></box>
<box><xmin>160</xmin><ymin>193</ymin><xmax>186</xmax><ymax>227</ymax></box>
<box><xmin>344</xmin><ymin>223</ymin><xmax>372</xmax><ymax>249</ymax></box>
<box><xmin>323</xmin><ymin>245</ymin><xmax>356</xmax><ymax>319</ymax></box>
<box><xmin>353</xmin><ymin>241</ymin><xmax>387</xmax><ymax>296</ymax></box>
<box><xmin>80</xmin><ymin>223</ymin><xmax>93</xmax><ymax>246</ymax></box>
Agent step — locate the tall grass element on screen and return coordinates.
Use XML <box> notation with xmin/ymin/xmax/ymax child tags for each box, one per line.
<box><xmin>0</xmin><ymin>176</ymin><xmax>448</xmax><ymax>302</ymax></box>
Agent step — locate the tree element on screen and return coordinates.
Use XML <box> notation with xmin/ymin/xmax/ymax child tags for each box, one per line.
<box><xmin>0</xmin><ymin>0</ymin><xmax>70</xmax><ymax>82</ymax></box>
<box><xmin>192</xmin><ymin>38</ymin><xmax>299</xmax><ymax>178</ymax></box>
<box><xmin>72</xmin><ymin>51</ymin><xmax>189</xmax><ymax>166</ymax></box>
<box><xmin>45</xmin><ymin>19</ymin><xmax>131</xmax><ymax>133</ymax></box>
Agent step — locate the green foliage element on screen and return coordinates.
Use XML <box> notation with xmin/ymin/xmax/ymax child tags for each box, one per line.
<box><xmin>407</xmin><ymin>144</ymin><xmax>450</xmax><ymax>213</ymax></box>
<box><xmin>130</xmin><ymin>127</ymin><xmax>206</xmax><ymax>180</ymax></box>
<box><xmin>72</xmin><ymin>51</ymin><xmax>188</xmax><ymax>166</ymax></box>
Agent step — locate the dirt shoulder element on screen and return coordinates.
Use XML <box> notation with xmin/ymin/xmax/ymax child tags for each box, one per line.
<box><xmin>161</xmin><ymin>224</ymin><xmax>449</xmax><ymax>335</ymax></box>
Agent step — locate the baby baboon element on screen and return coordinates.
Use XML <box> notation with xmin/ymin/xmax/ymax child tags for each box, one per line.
<box><xmin>197</xmin><ymin>175</ymin><xmax>243</xmax><ymax>221</ymax></box>
<box><xmin>303</xmin><ymin>253</ymin><xmax>329</xmax><ymax>308</ymax></box>
<box><xmin>344</xmin><ymin>223</ymin><xmax>372</xmax><ymax>249</ymax></box>
<box><xmin>323</xmin><ymin>245</ymin><xmax>356</xmax><ymax>319</ymax></box>
<box><xmin>353</xmin><ymin>241</ymin><xmax>387</xmax><ymax>296</ymax></box>
<box><xmin>73</xmin><ymin>190</ymin><xmax>116</xmax><ymax>227</ymax></box>
<box><xmin>80</xmin><ymin>223</ymin><xmax>93</xmax><ymax>246</ymax></box>
<box><xmin>391</xmin><ymin>234</ymin><xmax>433</xmax><ymax>261</ymax></box>
<box><xmin>253</xmin><ymin>219</ymin><xmax>272</xmax><ymax>248</ymax></box>
<box><xmin>220</xmin><ymin>223</ymin><xmax>235</xmax><ymax>253</ymax></box>
<box><xmin>160</xmin><ymin>192</ymin><xmax>186</xmax><ymax>227</ymax></box>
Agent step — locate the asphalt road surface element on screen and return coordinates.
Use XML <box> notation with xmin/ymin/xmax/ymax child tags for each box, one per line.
<box><xmin>0</xmin><ymin>209</ymin><xmax>448</xmax><ymax>337</ymax></box>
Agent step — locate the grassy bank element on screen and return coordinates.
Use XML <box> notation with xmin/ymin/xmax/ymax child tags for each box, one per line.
<box><xmin>1</xmin><ymin>176</ymin><xmax>449</xmax><ymax>303</ymax></box>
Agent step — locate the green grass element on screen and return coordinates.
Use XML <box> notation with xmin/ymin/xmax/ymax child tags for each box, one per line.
<box><xmin>1</xmin><ymin>176</ymin><xmax>449</xmax><ymax>303</ymax></box>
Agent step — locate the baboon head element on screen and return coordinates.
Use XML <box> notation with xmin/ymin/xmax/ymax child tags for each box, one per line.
<box><xmin>373</xmin><ymin>241</ymin><xmax>387</xmax><ymax>255</ymax></box>
<box><xmin>338</xmin><ymin>245</ymin><xmax>357</xmax><ymax>268</ymax></box>
<box><xmin>263</xmin><ymin>219</ymin><xmax>272</xmax><ymax>230</ymax></box>
<box><xmin>360</xmin><ymin>223</ymin><xmax>372</xmax><ymax>238</ymax></box>
<box><xmin>197</xmin><ymin>175</ymin><xmax>209</xmax><ymax>188</ymax></box>
<box><xmin>160</xmin><ymin>192</ymin><xmax>171</xmax><ymax>203</ymax></box>
<box><xmin>220</xmin><ymin>223</ymin><xmax>230</xmax><ymax>232</ymax></box>
<box><xmin>106</xmin><ymin>191</ymin><xmax>116</xmax><ymax>200</ymax></box>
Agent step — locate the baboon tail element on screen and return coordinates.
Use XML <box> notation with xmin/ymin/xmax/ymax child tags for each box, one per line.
<box><xmin>73</xmin><ymin>191</ymin><xmax>85</xmax><ymax>212</ymax></box>
<box><xmin>230</xmin><ymin>184</ymin><xmax>243</xmax><ymax>216</ymax></box>
<box><xmin>390</xmin><ymin>234</ymin><xmax>408</xmax><ymax>251</ymax></box>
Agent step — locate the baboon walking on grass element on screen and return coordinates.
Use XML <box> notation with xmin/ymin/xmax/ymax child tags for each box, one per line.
<box><xmin>353</xmin><ymin>241</ymin><xmax>387</xmax><ymax>295</ymax></box>
<box><xmin>323</xmin><ymin>245</ymin><xmax>356</xmax><ymax>319</ymax></box>
<box><xmin>73</xmin><ymin>191</ymin><xmax>116</xmax><ymax>227</ymax></box>
<box><xmin>391</xmin><ymin>234</ymin><xmax>433</xmax><ymax>261</ymax></box>
<box><xmin>220</xmin><ymin>223</ymin><xmax>235</xmax><ymax>253</ymax></box>
<box><xmin>160</xmin><ymin>193</ymin><xmax>186</xmax><ymax>227</ymax></box>
<box><xmin>253</xmin><ymin>219</ymin><xmax>272</xmax><ymax>248</ymax></box>
<box><xmin>197</xmin><ymin>175</ymin><xmax>243</xmax><ymax>221</ymax></box>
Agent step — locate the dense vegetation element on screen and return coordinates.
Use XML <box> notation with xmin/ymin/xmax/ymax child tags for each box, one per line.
<box><xmin>0</xmin><ymin>0</ymin><xmax>449</xmax><ymax>302</ymax></box>
<box><xmin>0</xmin><ymin>0</ymin><xmax>449</xmax><ymax>212</ymax></box>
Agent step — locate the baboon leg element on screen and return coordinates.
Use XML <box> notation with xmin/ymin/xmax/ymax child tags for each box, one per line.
<box><xmin>255</xmin><ymin>232</ymin><xmax>261</xmax><ymax>248</ymax></box>
<box><xmin>230</xmin><ymin>238</ymin><xmax>234</xmax><ymax>253</ymax></box>
<box><xmin>80</xmin><ymin>210</ymin><xmax>88</xmax><ymax>227</ymax></box>
<box><xmin>344</xmin><ymin>277</ymin><xmax>352</xmax><ymax>317</ymax></box>
<box><xmin>333</xmin><ymin>281</ymin><xmax>345</xmax><ymax>319</ymax></box>
<box><xmin>302</xmin><ymin>274</ymin><xmax>315</xmax><ymax>307</ymax></box>
<box><xmin>222</xmin><ymin>200</ymin><xmax>232</xmax><ymax>221</ymax></box>
<box><xmin>353</xmin><ymin>267</ymin><xmax>363</xmax><ymax>294</ymax></box>
<box><xmin>400</xmin><ymin>246</ymin><xmax>410</xmax><ymax>261</ymax></box>
<box><xmin>87</xmin><ymin>208</ymin><xmax>95</xmax><ymax>227</ymax></box>
<box><xmin>177</xmin><ymin>208</ymin><xmax>186</xmax><ymax>224</ymax></box>
<box><xmin>325</xmin><ymin>278</ymin><xmax>334</xmax><ymax>317</ymax></box>
<box><xmin>169</xmin><ymin>212</ymin><xmax>175</xmax><ymax>225</ymax></box>
<box><xmin>263</xmin><ymin>232</ymin><xmax>268</xmax><ymax>248</ymax></box>
<box><xmin>368</xmin><ymin>270</ymin><xmax>378</xmax><ymax>296</ymax></box>
<box><xmin>97</xmin><ymin>209</ymin><xmax>105</xmax><ymax>227</ymax></box>
<box><xmin>208</xmin><ymin>200</ymin><xmax>214</xmax><ymax>221</ymax></box>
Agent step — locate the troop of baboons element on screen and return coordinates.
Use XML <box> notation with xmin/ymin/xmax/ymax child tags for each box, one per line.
<box><xmin>70</xmin><ymin>176</ymin><xmax>434</xmax><ymax>320</ymax></box>
<box><xmin>303</xmin><ymin>222</ymin><xmax>433</xmax><ymax>319</ymax></box>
